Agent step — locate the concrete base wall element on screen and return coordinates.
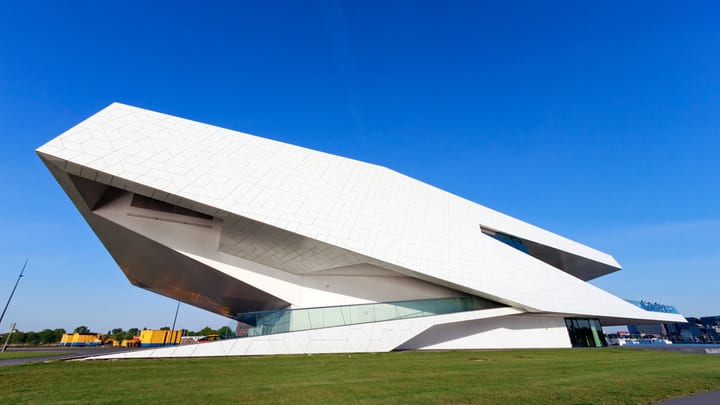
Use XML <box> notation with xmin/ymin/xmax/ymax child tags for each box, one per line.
<box><xmin>87</xmin><ymin>310</ymin><xmax>575</xmax><ymax>360</ymax></box>
<box><xmin>397</xmin><ymin>315</ymin><xmax>571</xmax><ymax>350</ymax></box>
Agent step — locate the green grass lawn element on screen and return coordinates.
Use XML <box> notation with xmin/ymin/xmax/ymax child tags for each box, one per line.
<box><xmin>0</xmin><ymin>348</ymin><xmax>718</xmax><ymax>404</ymax></box>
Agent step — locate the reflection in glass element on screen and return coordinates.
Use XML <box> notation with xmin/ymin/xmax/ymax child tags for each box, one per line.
<box><xmin>229</xmin><ymin>296</ymin><xmax>501</xmax><ymax>338</ymax></box>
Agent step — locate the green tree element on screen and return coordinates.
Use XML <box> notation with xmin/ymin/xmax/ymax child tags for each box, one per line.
<box><xmin>38</xmin><ymin>329</ymin><xmax>56</xmax><ymax>344</ymax></box>
<box><xmin>52</xmin><ymin>328</ymin><xmax>66</xmax><ymax>343</ymax></box>
<box><xmin>197</xmin><ymin>326</ymin><xmax>216</xmax><ymax>336</ymax></box>
<box><xmin>110</xmin><ymin>328</ymin><xmax>125</xmax><ymax>341</ymax></box>
<box><xmin>125</xmin><ymin>328</ymin><xmax>139</xmax><ymax>340</ymax></box>
<box><xmin>9</xmin><ymin>331</ymin><xmax>25</xmax><ymax>344</ymax></box>
<box><xmin>74</xmin><ymin>326</ymin><xmax>90</xmax><ymax>334</ymax></box>
<box><xmin>25</xmin><ymin>331</ymin><xmax>39</xmax><ymax>345</ymax></box>
<box><xmin>160</xmin><ymin>326</ymin><xmax>170</xmax><ymax>330</ymax></box>
<box><xmin>217</xmin><ymin>326</ymin><xmax>233</xmax><ymax>338</ymax></box>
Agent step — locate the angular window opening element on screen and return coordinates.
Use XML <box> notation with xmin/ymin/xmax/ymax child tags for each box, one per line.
<box><xmin>131</xmin><ymin>194</ymin><xmax>212</xmax><ymax>220</ymax></box>
<box><xmin>565</xmin><ymin>317</ymin><xmax>607</xmax><ymax>347</ymax></box>
<box><xmin>481</xmin><ymin>227</ymin><xmax>529</xmax><ymax>254</ymax></box>
<box><xmin>480</xmin><ymin>225</ymin><xmax>619</xmax><ymax>281</ymax></box>
<box><xmin>68</xmin><ymin>174</ymin><xmax>111</xmax><ymax>211</ymax></box>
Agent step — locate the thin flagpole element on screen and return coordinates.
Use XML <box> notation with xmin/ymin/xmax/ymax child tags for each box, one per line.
<box><xmin>0</xmin><ymin>260</ymin><xmax>28</xmax><ymax>328</ymax></box>
<box><xmin>170</xmin><ymin>300</ymin><xmax>181</xmax><ymax>345</ymax></box>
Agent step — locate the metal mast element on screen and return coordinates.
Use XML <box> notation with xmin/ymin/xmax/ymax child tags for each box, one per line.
<box><xmin>0</xmin><ymin>259</ymin><xmax>28</xmax><ymax>328</ymax></box>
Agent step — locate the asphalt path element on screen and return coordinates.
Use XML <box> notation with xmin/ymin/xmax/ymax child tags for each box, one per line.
<box><xmin>0</xmin><ymin>346</ymin><xmax>138</xmax><ymax>366</ymax></box>
<box><xmin>655</xmin><ymin>390</ymin><xmax>720</xmax><ymax>404</ymax></box>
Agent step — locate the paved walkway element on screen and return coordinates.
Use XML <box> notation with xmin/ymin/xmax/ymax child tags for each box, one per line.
<box><xmin>0</xmin><ymin>347</ymin><xmax>134</xmax><ymax>366</ymax></box>
<box><xmin>655</xmin><ymin>390</ymin><xmax>720</xmax><ymax>404</ymax></box>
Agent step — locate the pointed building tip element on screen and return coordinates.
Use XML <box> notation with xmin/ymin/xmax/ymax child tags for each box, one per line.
<box><xmin>108</xmin><ymin>101</ymin><xmax>135</xmax><ymax>107</ymax></box>
<box><xmin>105</xmin><ymin>101</ymin><xmax>132</xmax><ymax>110</ymax></box>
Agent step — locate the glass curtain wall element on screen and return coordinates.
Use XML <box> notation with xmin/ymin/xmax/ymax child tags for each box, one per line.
<box><xmin>231</xmin><ymin>296</ymin><xmax>502</xmax><ymax>338</ymax></box>
<box><xmin>565</xmin><ymin>318</ymin><xmax>607</xmax><ymax>347</ymax></box>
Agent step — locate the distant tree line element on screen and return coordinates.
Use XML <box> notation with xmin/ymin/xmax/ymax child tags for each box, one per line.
<box><xmin>1</xmin><ymin>325</ymin><xmax>234</xmax><ymax>346</ymax></box>
<box><xmin>2</xmin><ymin>328</ymin><xmax>67</xmax><ymax>345</ymax></box>
<box><xmin>106</xmin><ymin>326</ymin><xmax>234</xmax><ymax>341</ymax></box>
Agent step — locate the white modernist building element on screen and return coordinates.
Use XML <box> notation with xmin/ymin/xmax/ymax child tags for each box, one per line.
<box><xmin>37</xmin><ymin>103</ymin><xmax>684</xmax><ymax>358</ymax></box>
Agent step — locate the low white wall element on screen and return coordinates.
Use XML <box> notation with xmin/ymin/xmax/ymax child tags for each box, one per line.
<box><xmin>87</xmin><ymin>308</ymin><xmax>574</xmax><ymax>360</ymax></box>
<box><xmin>397</xmin><ymin>314</ymin><xmax>571</xmax><ymax>350</ymax></box>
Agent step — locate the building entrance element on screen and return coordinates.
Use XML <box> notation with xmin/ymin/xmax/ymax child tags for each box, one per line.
<box><xmin>565</xmin><ymin>318</ymin><xmax>607</xmax><ymax>347</ymax></box>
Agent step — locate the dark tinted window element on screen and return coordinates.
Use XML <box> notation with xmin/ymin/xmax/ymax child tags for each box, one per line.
<box><xmin>131</xmin><ymin>194</ymin><xmax>212</xmax><ymax>220</ymax></box>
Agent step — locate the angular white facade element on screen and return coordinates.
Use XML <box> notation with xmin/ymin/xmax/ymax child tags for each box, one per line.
<box><xmin>37</xmin><ymin>103</ymin><xmax>684</xmax><ymax>358</ymax></box>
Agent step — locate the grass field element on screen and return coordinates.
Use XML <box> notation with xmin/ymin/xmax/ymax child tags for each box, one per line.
<box><xmin>0</xmin><ymin>351</ymin><xmax>68</xmax><ymax>360</ymax></box>
<box><xmin>0</xmin><ymin>348</ymin><xmax>718</xmax><ymax>404</ymax></box>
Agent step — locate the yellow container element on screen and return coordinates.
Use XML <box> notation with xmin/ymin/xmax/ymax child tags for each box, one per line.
<box><xmin>139</xmin><ymin>330</ymin><xmax>182</xmax><ymax>347</ymax></box>
<box><xmin>59</xmin><ymin>333</ymin><xmax>102</xmax><ymax>346</ymax></box>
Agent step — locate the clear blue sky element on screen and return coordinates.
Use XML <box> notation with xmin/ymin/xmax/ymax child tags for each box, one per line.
<box><xmin>1</xmin><ymin>1</ymin><xmax>718</xmax><ymax>333</ymax></box>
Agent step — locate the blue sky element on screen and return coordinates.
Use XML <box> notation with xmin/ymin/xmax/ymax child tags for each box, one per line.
<box><xmin>1</xmin><ymin>1</ymin><xmax>718</xmax><ymax>333</ymax></box>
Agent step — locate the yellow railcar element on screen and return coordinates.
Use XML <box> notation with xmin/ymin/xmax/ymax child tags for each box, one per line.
<box><xmin>120</xmin><ymin>339</ymin><xmax>138</xmax><ymax>347</ymax></box>
<box><xmin>139</xmin><ymin>330</ymin><xmax>182</xmax><ymax>347</ymax></box>
<box><xmin>59</xmin><ymin>333</ymin><xmax>103</xmax><ymax>347</ymax></box>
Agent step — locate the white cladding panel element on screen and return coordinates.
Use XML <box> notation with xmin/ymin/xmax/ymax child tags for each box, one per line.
<box><xmin>38</xmin><ymin>103</ymin><xmax>616</xmax><ymax>266</ymax></box>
